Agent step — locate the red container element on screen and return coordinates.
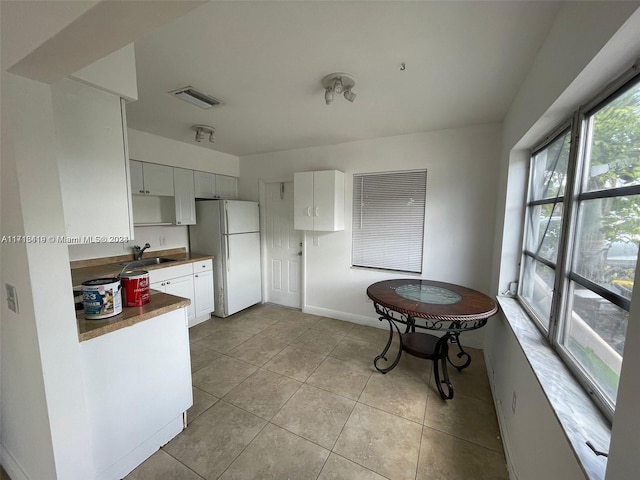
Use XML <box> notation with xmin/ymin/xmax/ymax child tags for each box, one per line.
<box><xmin>120</xmin><ymin>270</ymin><xmax>150</xmax><ymax>307</ymax></box>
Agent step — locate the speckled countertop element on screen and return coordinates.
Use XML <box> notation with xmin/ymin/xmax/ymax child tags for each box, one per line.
<box><xmin>70</xmin><ymin>247</ymin><xmax>213</xmax><ymax>286</ymax></box>
<box><xmin>72</xmin><ymin>248</ymin><xmax>213</xmax><ymax>342</ymax></box>
<box><xmin>76</xmin><ymin>291</ymin><xmax>191</xmax><ymax>342</ymax></box>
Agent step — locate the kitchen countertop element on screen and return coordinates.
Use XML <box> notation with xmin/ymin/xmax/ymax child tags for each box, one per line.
<box><xmin>70</xmin><ymin>248</ymin><xmax>213</xmax><ymax>286</ymax></box>
<box><xmin>72</xmin><ymin>248</ymin><xmax>213</xmax><ymax>342</ymax></box>
<box><xmin>77</xmin><ymin>291</ymin><xmax>190</xmax><ymax>342</ymax></box>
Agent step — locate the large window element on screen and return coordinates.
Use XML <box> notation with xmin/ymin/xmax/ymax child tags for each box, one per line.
<box><xmin>520</xmin><ymin>68</ymin><xmax>640</xmax><ymax>418</ymax></box>
<box><xmin>352</xmin><ymin>170</ymin><xmax>427</xmax><ymax>273</ymax></box>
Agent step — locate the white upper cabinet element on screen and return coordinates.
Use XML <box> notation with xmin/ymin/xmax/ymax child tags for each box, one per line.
<box><xmin>173</xmin><ymin>167</ymin><xmax>196</xmax><ymax>225</ymax></box>
<box><xmin>194</xmin><ymin>171</ymin><xmax>216</xmax><ymax>198</ymax></box>
<box><xmin>215</xmin><ymin>175</ymin><xmax>238</xmax><ymax>199</ymax></box>
<box><xmin>294</xmin><ymin>170</ymin><xmax>344</xmax><ymax>231</ymax></box>
<box><xmin>194</xmin><ymin>171</ymin><xmax>238</xmax><ymax>200</ymax></box>
<box><xmin>52</xmin><ymin>79</ymin><xmax>134</xmax><ymax>241</ymax></box>
<box><xmin>131</xmin><ymin>160</ymin><xmax>174</xmax><ymax>196</ymax></box>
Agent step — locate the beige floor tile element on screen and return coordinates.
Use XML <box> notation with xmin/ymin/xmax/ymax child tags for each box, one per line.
<box><xmin>258</xmin><ymin>304</ymin><xmax>307</xmax><ymax>322</ymax></box>
<box><xmin>329</xmin><ymin>335</ymin><xmax>388</xmax><ymax>371</ymax></box>
<box><xmin>226</xmin><ymin>334</ymin><xmax>289</xmax><ymax>366</ymax></box>
<box><xmin>192</xmin><ymin>355</ymin><xmax>258</xmax><ymax>397</ymax></box>
<box><xmin>389</xmin><ymin>351</ymin><xmax>433</xmax><ymax>384</ymax></box>
<box><xmin>264</xmin><ymin>345</ymin><xmax>326</xmax><ymax>381</ymax></box>
<box><xmin>334</xmin><ymin>403</ymin><xmax>422</xmax><ymax>480</ymax></box>
<box><xmin>271</xmin><ymin>384</ymin><xmax>355</xmax><ymax>449</ymax></box>
<box><xmin>189</xmin><ymin>318</ymin><xmax>224</xmax><ymax>342</ymax></box>
<box><xmin>219</xmin><ymin>424</ymin><xmax>329</xmax><ymax>480</ymax></box>
<box><xmin>317</xmin><ymin>453</ymin><xmax>387</xmax><ymax>480</ymax></box>
<box><xmin>423</xmin><ymin>391</ymin><xmax>502</xmax><ymax>451</ymax></box>
<box><xmin>346</xmin><ymin>323</ymin><xmax>390</xmax><ymax>344</ymax></box>
<box><xmin>261</xmin><ymin>320</ymin><xmax>310</xmax><ymax>343</ymax></box>
<box><xmin>189</xmin><ymin>342</ymin><xmax>221</xmax><ymax>373</ymax></box>
<box><xmin>226</xmin><ymin>313</ymin><xmax>279</xmax><ymax>335</ymax></box>
<box><xmin>194</xmin><ymin>327</ymin><xmax>254</xmax><ymax>354</ymax></box>
<box><xmin>292</xmin><ymin>329</ymin><xmax>347</xmax><ymax>355</ymax></box>
<box><xmin>223</xmin><ymin>369</ymin><xmax>301</xmax><ymax>420</ymax></box>
<box><xmin>418</xmin><ymin>426</ymin><xmax>508</xmax><ymax>479</ymax></box>
<box><xmin>311</xmin><ymin>316</ymin><xmax>356</xmax><ymax>336</ymax></box>
<box><xmin>163</xmin><ymin>401</ymin><xmax>266</xmax><ymax>480</ymax></box>
<box><xmin>125</xmin><ymin>449</ymin><xmax>203</xmax><ymax>480</ymax></box>
<box><xmin>359</xmin><ymin>372</ymin><xmax>428</xmax><ymax>423</ymax></box>
<box><xmin>306</xmin><ymin>356</ymin><xmax>372</xmax><ymax>400</ymax></box>
<box><xmin>187</xmin><ymin>386</ymin><xmax>218</xmax><ymax>425</ymax></box>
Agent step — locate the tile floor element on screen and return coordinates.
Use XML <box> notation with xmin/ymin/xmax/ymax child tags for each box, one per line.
<box><xmin>126</xmin><ymin>304</ymin><xmax>508</xmax><ymax>480</ymax></box>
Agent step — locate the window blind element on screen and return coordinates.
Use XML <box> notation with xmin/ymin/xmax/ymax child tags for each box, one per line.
<box><xmin>352</xmin><ymin>170</ymin><xmax>427</xmax><ymax>273</ymax></box>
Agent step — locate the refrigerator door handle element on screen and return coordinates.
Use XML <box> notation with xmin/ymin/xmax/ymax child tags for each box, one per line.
<box><xmin>226</xmin><ymin>235</ymin><xmax>230</xmax><ymax>272</ymax></box>
<box><xmin>225</xmin><ymin>206</ymin><xmax>230</xmax><ymax>234</ymax></box>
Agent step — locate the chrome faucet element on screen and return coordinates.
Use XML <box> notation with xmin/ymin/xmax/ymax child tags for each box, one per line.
<box><xmin>133</xmin><ymin>243</ymin><xmax>151</xmax><ymax>261</ymax></box>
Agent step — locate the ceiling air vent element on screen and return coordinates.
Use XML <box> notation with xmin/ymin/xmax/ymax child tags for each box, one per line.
<box><xmin>169</xmin><ymin>86</ymin><xmax>221</xmax><ymax>109</ymax></box>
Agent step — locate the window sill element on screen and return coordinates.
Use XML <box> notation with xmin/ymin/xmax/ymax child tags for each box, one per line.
<box><xmin>496</xmin><ymin>296</ymin><xmax>611</xmax><ymax>480</ymax></box>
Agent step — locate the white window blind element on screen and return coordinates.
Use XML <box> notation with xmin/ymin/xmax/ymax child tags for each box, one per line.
<box><xmin>352</xmin><ymin>170</ymin><xmax>427</xmax><ymax>273</ymax></box>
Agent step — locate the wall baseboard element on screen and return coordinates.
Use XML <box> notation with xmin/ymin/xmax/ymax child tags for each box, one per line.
<box><xmin>302</xmin><ymin>304</ymin><xmax>485</xmax><ymax>349</ymax></box>
<box><xmin>1</xmin><ymin>444</ymin><xmax>29</xmax><ymax>480</ymax></box>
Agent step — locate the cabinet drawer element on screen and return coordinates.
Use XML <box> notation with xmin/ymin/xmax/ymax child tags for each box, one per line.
<box><xmin>192</xmin><ymin>259</ymin><xmax>213</xmax><ymax>273</ymax></box>
<box><xmin>148</xmin><ymin>263</ymin><xmax>193</xmax><ymax>284</ymax></box>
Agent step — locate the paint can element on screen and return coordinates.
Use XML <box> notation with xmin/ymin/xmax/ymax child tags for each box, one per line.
<box><xmin>82</xmin><ymin>277</ymin><xmax>122</xmax><ymax>320</ymax></box>
<box><xmin>120</xmin><ymin>270</ymin><xmax>150</xmax><ymax>307</ymax></box>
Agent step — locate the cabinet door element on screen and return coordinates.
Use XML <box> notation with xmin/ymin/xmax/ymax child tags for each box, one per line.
<box><xmin>164</xmin><ymin>275</ymin><xmax>195</xmax><ymax>325</ymax></box>
<box><xmin>143</xmin><ymin>163</ymin><xmax>174</xmax><ymax>196</ymax></box>
<box><xmin>174</xmin><ymin>168</ymin><xmax>196</xmax><ymax>225</ymax></box>
<box><xmin>194</xmin><ymin>171</ymin><xmax>216</xmax><ymax>198</ymax></box>
<box><xmin>194</xmin><ymin>269</ymin><xmax>214</xmax><ymax>319</ymax></box>
<box><xmin>52</xmin><ymin>79</ymin><xmax>133</xmax><ymax>241</ymax></box>
<box><xmin>215</xmin><ymin>175</ymin><xmax>238</xmax><ymax>199</ymax></box>
<box><xmin>150</xmin><ymin>281</ymin><xmax>166</xmax><ymax>293</ymax></box>
<box><xmin>130</xmin><ymin>160</ymin><xmax>145</xmax><ymax>195</ymax></box>
<box><xmin>313</xmin><ymin>170</ymin><xmax>344</xmax><ymax>231</ymax></box>
<box><xmin>294</xmin><ymin>172</ymin><xmax>314</xmax><ymax>230</ymax></box>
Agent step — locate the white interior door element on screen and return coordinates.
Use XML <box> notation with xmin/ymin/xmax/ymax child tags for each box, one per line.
<box><xmin>265</xmin><ymin>181</ymin><xmax>301</xmax><ymax>308</ymax></box>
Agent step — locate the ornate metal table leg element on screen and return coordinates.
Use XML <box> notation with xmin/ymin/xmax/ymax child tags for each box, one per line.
<box><xmin>433</xmin><ymin>334</ymin><xmax>454</xmax><ymax>400</ymax></box>
<box><xmin>446</xmin><ymin>331</ymin><xmax>472</xmax><ymax>371</ymax></box>
<box><xmin>374</xmin><ymin>318</ymin><xmax>403</xmax><ymax>374</ymax></box>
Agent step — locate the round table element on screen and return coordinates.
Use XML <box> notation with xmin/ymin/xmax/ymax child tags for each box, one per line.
<box><xmin>367</xmin><ymin>279</ymin><xmax>498</xmax><ymax>400</ymax></box>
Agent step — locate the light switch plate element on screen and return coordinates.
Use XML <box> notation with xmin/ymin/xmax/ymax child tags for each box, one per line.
<box><xmin>6</xmin><ymin>283</ymin><xmax>18</xmax><ymax>313</ymax></box>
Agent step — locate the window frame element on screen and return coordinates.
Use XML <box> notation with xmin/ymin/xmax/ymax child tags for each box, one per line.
<box><xmin>518</xmin><ymin>63</ymin><xmax>640</xmax><ymax>421</ymax></box>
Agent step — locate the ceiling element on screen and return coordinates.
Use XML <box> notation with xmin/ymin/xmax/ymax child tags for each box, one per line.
<box><xmin>125</xmin><ymin>1</ymin><xmax>561</xmax><ymax>158</ymax></box>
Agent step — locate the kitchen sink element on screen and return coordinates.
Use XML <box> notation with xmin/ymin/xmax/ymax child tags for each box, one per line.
<box><xmin>119</xmin><ymin>258</ymin><xmax>178</xmax><ymax>267</ymax></box>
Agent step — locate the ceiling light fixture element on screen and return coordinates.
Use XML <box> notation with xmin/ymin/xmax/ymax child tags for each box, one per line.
<box><xmin>192</xmin><ymin>125</ymin><xmax>215</xmax><ymax>143</ymax></box>
<box><xmin>322</xmin><ymin>73</ymin><xmax>356</xmax><ymax>105</ymax></box>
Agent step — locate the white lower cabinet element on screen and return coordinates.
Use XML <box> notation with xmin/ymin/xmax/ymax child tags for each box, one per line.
<box><xmin>79</xmin><ymin>308</ymin><xmax>191</xmax><ymax>480</ymax></box>
<box><xmin>151</xmin><ymin>275</ymin><xmax>195</xmax><ymax>324</ymax></box>
<box><xmin>150</xmin><ymin>260</ymin><xmax>214</xmax><ymax>327</ymax></box>
<box><xmin>193</xmin><ymin>262</ymin><xmax>214</xmax><ymax>319</ymax></box>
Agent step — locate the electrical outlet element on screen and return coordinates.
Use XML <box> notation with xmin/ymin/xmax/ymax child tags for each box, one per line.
<box><xmin>159</xmin><ymin>236</ymin><xmax>166</xmax><ymax>246</ymax></box>
<box><xmin>313</xmin><ymin>236</ymin><xmax>319</xmax><ymax>247</ymax></box>
<box><xmin>511</xmin><ymin>391</ymin><xmax>517</xmax><ymax>414</ymax></box>
<box><xmin>5</xmin><ymin>283</ymin><xmax>18</xmax><ymax>313</ymax></box>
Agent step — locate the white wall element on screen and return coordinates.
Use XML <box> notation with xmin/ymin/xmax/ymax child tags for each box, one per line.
<box><xmin>488</xmin><ymin>2</ymin><xmax>640</xmax><ymax>479</ymax></box>
<box><xmin>1</xmin><ymin>72</ymin><xmax>95</xmax><ymax>480</ymax></box>
<box><xmin>240</xmin><ymin>123</ymin><xmax>502</xmax><ymax>348</ymax></box>
<box><xmin>68</xmin><ymin>225</ymin><xmax>189</xmax><ymax>262</ymax></box>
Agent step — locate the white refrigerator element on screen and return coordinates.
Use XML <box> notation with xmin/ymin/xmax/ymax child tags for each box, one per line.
<box><xmin>189</xmin><ymin>200</ymin><xmax>262</xmax><ymax>317</ymax></box>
